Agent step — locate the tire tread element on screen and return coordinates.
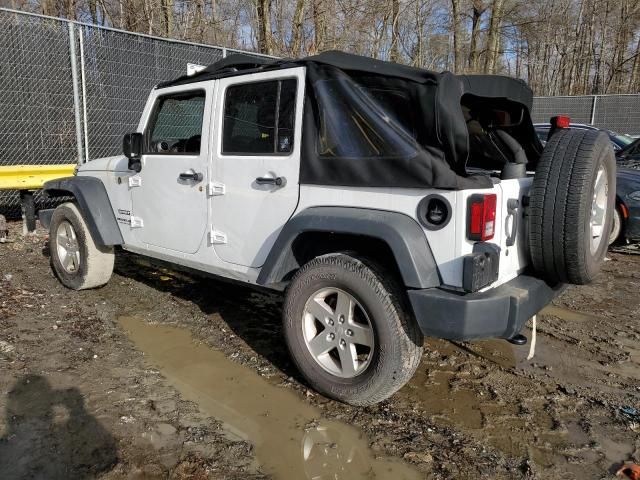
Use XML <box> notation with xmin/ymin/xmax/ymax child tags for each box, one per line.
<box><xmin>529</xmin><ymin>129</ymin><xmax>615</xmax><ymax>284</ymax></box>
<box><xmin>283</xmin><ymin>253</ymin><xmax>423</xmax><ymax>406</ymax></box>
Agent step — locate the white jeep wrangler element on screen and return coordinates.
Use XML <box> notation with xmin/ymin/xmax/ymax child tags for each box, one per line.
<box><xmin>41</xmin><ymin>52</ymin><xmax>615</xmax><ymax>406</ymax></box>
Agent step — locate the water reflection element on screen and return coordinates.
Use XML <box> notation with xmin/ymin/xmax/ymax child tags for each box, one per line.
<box><xmin>302</xmin><ymin>423</ymin><xmax>373</xmax><ymax>479</ymax></box>
<box><xmin>119</xmin><ymin>316</ymin><xmax>421</xmax><ymax>480</ymax></box>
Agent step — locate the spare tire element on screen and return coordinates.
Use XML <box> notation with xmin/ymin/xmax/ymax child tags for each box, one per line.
<box><xmin>528</xmin><ymin>128</ymin><xmax>615</xmax><ymax>285</ymax></box>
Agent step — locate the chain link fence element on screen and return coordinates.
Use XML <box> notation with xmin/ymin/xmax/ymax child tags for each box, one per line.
<box><xmin>79</xmin><ymin>25</ymin><xmax>226</xmax><ymax>159</ymax></box>
<box><xmin>0</xmin><ymin>11</ymin><xmax>80</xmax><ymax>211</ymax></box>
<box><xmin>532</xmin><ymin>95</ymin><xmax>640</xmax><ymax>136</ymax></box>
<box><xmin>0</xmin><ymin>7</ymin><xmax>269</xmax><ymax>215</ymax></box>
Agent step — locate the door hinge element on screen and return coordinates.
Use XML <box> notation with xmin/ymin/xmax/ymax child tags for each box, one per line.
<box><xmin>208</xmin><ymin>228</ymin><xmax>227</xmax><ymax>245</ymax></box>
<box><xmin>129</xmin><ymin>175</ymin><xmax>142</xmax><ymax>187</ymax></box>
<box><xmin>206</xmin><ymin>181</ymin><xmax>225</xmax><ymax>196</ymax></box>
<box><xmin>130</xmin><ymin>216</ymin><xmax>144</xmax><ymax>228</ymax></box>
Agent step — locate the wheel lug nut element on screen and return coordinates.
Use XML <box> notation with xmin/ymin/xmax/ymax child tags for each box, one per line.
<box><xmin>340</xmin><ymin>339</ymin><xmax>346</xmax><ymax>346</ymax></box>
<box><xmin>346</xmin><ymin>329</ymin><xmax>353</xmax><ymax>336</ymax></box>
<box><xmin>328</xmin><ymin>333</ymin><xmax>335</xmax><ymax>341</ymax></box>
<box><xmin>338</xmin><ymin>315</ymin><xmax>345</xmax><ymax>324</ymax></box>
<box><xmin>328</xmin><ymin>319</ymin><xmax>334</xmax><ymax>326</ymax></box>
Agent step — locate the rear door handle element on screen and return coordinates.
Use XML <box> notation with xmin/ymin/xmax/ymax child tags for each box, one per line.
<box><xmin>179</xmin><ymin>170</ymin><xmax>203</xmax><ymax>182</ymax></box>
<box><xmin>256</xmin><ymin>176</ymin><xmax>285</xmax><ymax>187</ymax></box>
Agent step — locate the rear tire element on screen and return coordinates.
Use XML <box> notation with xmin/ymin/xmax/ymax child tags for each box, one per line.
<box><xmin>529</xmin><ymin>129</ymin><xmax>615</xmax><ymax>284</ymax></box>
<box><xmin>283</xmin><ymin>253</ymin><xmax>423</xmax><ymax>406</ymax></box>
<box><xmin>49</xmin><ymin>202</ymin><xmax>114</xmax><ymax>290</ymax></box>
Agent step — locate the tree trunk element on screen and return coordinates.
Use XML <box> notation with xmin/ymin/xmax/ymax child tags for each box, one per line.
<box><xmin>88</xmin><ymin>0</ymin><xmax>98</xmax><ymax>24</ymax></box>
<box><xmin>484</xmin><ymin>0</ymin><xmax>504</xmax><ymax>73</ymax></box>
<box><xmin>593</xmin><ymin>0</ymin><xmax>610</xmax><ymax>94</ymax></box>
<box><xmin>468</xmin><ymin>0</ymin><xmax>485</xmax><ymax>72</ymax></box>
<box><xmin>606</xmin><ymin>0</ymin><xmax>630</xmax><ymax>93</ymax></box>
<box><xmin>256</xmin><ymin>0</ymin><xmax>273</xmax><ymax>55</ymax></box>
<box><xmin>311</xmin><ymin>0</ymin><xmax>325</xmax><ymax>54</ymax></box>
<box><xmin>41</xmin><ymin>0</ymin><xmax>57</xmax><ymax>17</ymax></box>
<box><xmin>389</xmin><ymin>0</ymin><xmax>400</xmax><ymax>62</ymax></box>
<box><xmin>628</xmin><ymin>34</ymin><xmax>640</xmax><ymax>93</ymax></box>
<box><xmin>413</xmin><ymin>0</ymin><xmax>424</xmax><ymax>67</ymax></box>
<box><xmin>290</xmin><ymin>0</ymin><xmax>305</xmax><ymax>56</ymax></box>
<box><xmin>450</xmin><ymin>0</ymin><xmax>463</xmax><ymax>72</ymax></box>
<box><xmin>161</xmin><ymin>0</ymin><xmax>174</xmax><ymax>37</ymax></box>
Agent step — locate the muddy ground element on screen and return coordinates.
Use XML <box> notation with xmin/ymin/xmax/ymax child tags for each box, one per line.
<box><xmin>0</xmin><ymin>220</ymin><xmax>639</xmax><ymax>479</ymax></box>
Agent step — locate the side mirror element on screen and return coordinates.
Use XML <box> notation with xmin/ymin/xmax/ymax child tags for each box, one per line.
<box><xmin>123</xmin><ymin>133</ymin><xmax>143</xmax><ymax>172</ymax></box>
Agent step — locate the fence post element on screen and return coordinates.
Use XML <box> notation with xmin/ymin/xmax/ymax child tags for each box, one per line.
<box><xmin>590</xmin><ymin>95</ymin><xmax>598</xmax><ymax>125</ymax></box>
<box><xmin>222</xmin><ymin>47</ymin><xmax>227</xmax><ymax>58</ymax></box>
<box><xmin>68</xmin><ymin>22</ymin><xmax>84</xmax><ymax>166</ymax></box>
<box><xmin>79</xmin><ymin>26</ymin><xmax>90</xmax><ymax>163</ymax></box>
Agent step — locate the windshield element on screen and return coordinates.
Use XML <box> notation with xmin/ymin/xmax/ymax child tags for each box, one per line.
<box><xmin>611</xmin><ymin>133</ymin><xmax>634</xmax><ymax>148</ymax></box>
<box><xmin>619</xmin><ymin>137</ymin><xmax>640</xmax><ymax>158</ymax></box>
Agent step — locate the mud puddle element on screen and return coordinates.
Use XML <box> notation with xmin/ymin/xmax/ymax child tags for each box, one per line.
<box><xmin>541</xmin><ymin>304</ymin><xmax>607</xmax><ymax>323</ymax></box>
<box><xmin>404</xmin><ymin>339</ymin><xmax>565</xmax><ymax>463</ymax></box>
<box><xmin>401</xmin><ymin>314</ymin><xmax>639</xmax><ymax>474</ymax></box>
<box><xmin>119</xmin><ymin>316</ymin><xmax>421</xmax><ymax>480</ymax></box>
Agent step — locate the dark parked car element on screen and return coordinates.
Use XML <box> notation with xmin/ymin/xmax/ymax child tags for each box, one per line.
<box><xmin>614</xmin><ymin>140</ymin><xmax>640</xmax><ymax>243</ymax></box>
<box><xmin>617</xmin><ymin>137</ymin><xmax>640</xmax><ymax>164</ymax></box>
<box><xmin>535</xmin><ymin>123</ymin><xmax>640</xmax><ymax>244</ymax></box>
<box><xmin>612</xmin><ymin>166</ymin><xmax>640</xmax><ymax>243</ymax></box>
<box><xmin>534</xmin><ymin>123</ymin><xmax>635</xmax><ymax>152</ymax></box>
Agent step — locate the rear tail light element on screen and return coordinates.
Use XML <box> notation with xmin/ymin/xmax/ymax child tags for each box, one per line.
<box><xmin>467</xmin><ymin>194</ymin><xmax>497</xmax><ymax>241</ymax></box>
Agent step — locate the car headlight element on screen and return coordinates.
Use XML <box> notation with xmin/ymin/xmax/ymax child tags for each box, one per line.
<box><xmin>629</xmin><ymin>190</ymin><xmax>640</xmax><ymax>201</ymax></box>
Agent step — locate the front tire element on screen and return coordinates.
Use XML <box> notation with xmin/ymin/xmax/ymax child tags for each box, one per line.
<box><xmin>283</xmin><ymin>253</ymin><xmax>423</xmax><ymax>406</ymax></box>
<box><xmin>49</xmin><ymin>202</ymin><xmax>114</xmax><ymax>290</ymax></box>
<box><xmin>608</xmin><ymin>206</ymin><xmax>623</xmax><ymax>245</ymax></box>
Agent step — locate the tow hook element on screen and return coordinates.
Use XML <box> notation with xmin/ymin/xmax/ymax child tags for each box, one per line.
<box><xmin>506</xmin><ymin>334</ymin><xmax>527</xmax><ymax>345</ymax></box>
<box><xmin>507</xmin><ymin>315</ymin><xmax>538</xmax><ymax>361</ymax></box>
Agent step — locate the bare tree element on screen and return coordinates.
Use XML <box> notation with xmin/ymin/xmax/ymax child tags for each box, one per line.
<box><xmin>255</xmin><ymin>0</ymin><xmax>273</xmax><ymax>54</ymax></box>
<box><xmin>468</xmin><ymin>0</ymin><xmax>486</xmax><ymax>71</ymax></box>
<box><xmin>484</xmin><ymin>0</ymin><xmax>504</xmax><ymax>73</ymax></box>
<box><xmin>9</xmin><ymin>0</ymin><xmax>640</xmax><ymax>95</ymax></box>
<box><xmin>389</xmin><ymin>0</ymin><xmax>400</xmax><ymax>62</ymax></box>
<box><xmin>290</xmin><ymin>0</ymin><xmax>305</xmax><ymax>55</ymax></box>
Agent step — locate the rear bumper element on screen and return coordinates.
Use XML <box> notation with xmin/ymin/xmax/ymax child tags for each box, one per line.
<box><xmin>408</xmin><ymin>275</ymin><xmax>566</xmax><ymax>341</ymax></box>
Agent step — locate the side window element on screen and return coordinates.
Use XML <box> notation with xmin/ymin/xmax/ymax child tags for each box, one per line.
<box><xmin>362</xmin><ymin>87</ymin><xmax>417</xmax><ymax>139</ymax></box>
<box><xmin>314</xmin><ymin>78</ymin><xmax>416</xmax><ymax>160</ymax></box>
<box><xmin>146</xmin><ymin>90</ymin><xmax>206</xmax><ymax>155</ymax></box>
<box><xmin>222</xmin><ymin>79</ymin><xmax>297</xmax><ymax>155</ymax></box>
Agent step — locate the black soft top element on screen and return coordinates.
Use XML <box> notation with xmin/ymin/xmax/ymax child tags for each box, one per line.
<box><xmin>160</xmin><ymin>51</ymin><xmax>540</xmax><ymax>190</ymax></box>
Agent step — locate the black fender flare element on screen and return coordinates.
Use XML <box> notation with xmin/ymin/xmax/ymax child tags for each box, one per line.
<box><xmin>42</xmin><ymin>176</ymin><xmax>123</xmax><ymax>246</ymax></box>
<box><xmin>256</xmin><ymin>207</ymin><xmax>441</xmax><ymax>289</ymax></box>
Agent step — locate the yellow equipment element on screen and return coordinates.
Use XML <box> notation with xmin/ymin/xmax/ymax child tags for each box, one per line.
<box><xmin>0</xmin><ymin>163</ymin><xmax>76</xmax><ymax>233</ymax></box>
<box><xmin>0</xmin><ymin>164</ymin><xmax>76</xmax><ymax>190</ymax></box>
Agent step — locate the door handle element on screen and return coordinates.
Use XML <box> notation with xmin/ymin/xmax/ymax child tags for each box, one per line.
<box><xmin>256</xmin><ymin>176</ymin><xmax>285</xmax><ymax>187</ymax></box>
<box><xmin>179</xmin><ymin>170</ymin><xmax>203</xmax><ymax>182</ymax></box>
